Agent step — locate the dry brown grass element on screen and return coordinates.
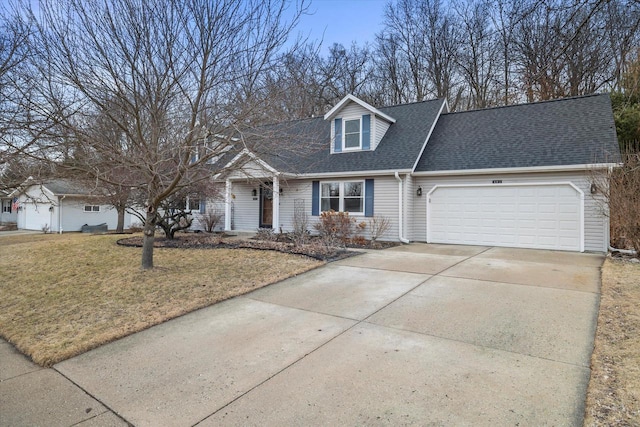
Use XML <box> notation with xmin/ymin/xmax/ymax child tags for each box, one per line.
<box><xmin>584</xmin><ymin>258</ymin><xmax>640</xmax><ymax>426</ymax></box>
<box><xmin>0</xmin><ymin>233</ymin><xmax>322</xmax><ymax>367</ymax></box>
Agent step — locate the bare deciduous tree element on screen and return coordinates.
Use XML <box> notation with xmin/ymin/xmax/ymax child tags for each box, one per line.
<box><xmin>592</xmin><ymin>145</ymin><xmax>640</xmax><ymax>254</ymax></box>
<box><xmin>24</xmin><ymin>0</ymin><xmax>307</xmax><ymax>269</ymax></box>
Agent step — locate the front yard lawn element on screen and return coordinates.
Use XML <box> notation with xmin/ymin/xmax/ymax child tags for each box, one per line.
<box><xmin>584</xmin><ymin>258</ymin><xmax>640</xmax><ymax>425</ymax></box>
<box><xmin>0</xmin><ymin>233</ymin><xmax>322</xmax><ymax>367</ymax></box>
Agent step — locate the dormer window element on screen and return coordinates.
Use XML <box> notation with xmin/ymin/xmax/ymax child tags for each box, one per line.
<box><xmin>333</xmin><ymin>115</ymin><xmax>370</xmax><ymax>153</ymax></box>
<box><xmin>344</xmin><ymin>118</ymin><xmax>361</xmax><ymax>150</ymax></box>
<box><xmin>325</xmin><ymin>94</ymin><xmax>396</xmax><ymax>153</ymax></box>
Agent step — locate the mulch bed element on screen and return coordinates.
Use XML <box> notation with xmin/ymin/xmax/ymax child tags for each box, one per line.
<box><xmin>117</xmin><ymin>233</ymin><xmax>366</xmax><ymax>262</ymax></box>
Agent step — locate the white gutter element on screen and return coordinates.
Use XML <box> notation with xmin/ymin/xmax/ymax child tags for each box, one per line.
<box><xmin>412</xmin><ymin>163</ymin><xmax>621</xmax><ymax>176</ymax></box>
<box><xmin>295</xmin><ymin>169</ymin><xmax>413</xmax><ymax>179</ymax></box>
<box><xmin>394</xmin><ymin>172</ymin><xmax>410</xmax><ymax>244</ymax></box>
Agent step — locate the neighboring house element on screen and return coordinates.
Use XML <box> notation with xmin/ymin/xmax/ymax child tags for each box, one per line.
<box><xmin>0</xmin><ymin>190</ymin><xmax>18</xmax><ymax>224</ymax></box>
<box><xmin>211</xmin><ymin>93</ymin><xmax>620</xmax><ymax>252</ymax></box>
<box><xmin>13</xmin><ymin>179</ymin><xmax>133</xmax><ymax>232</ymax></box>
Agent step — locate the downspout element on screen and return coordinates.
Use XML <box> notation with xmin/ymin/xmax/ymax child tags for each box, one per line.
<box><xmin>58</xmin><ymin>195</ymin><xmax>65</xmax><ymax>234</ymax></box>
<box><xmin>394</xmin><ymin>172</ymin><xmax>410</xmax><ymax>244</ymax></box>
<box><xmin>609</xmin><ymin>246</ymin><xmax>637</xmax><ymax>256</ymax></box>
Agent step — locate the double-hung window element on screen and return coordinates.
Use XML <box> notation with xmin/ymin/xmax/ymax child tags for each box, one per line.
<box><xmin>343</xmin><ymin>118</ymin><xmax>361</xmax><ymax>150</ymax></box>
<box><xmin>320</xmin><ymin>181</ymin><xmax>364</xmax><ymax>214</ymax></box>
<box><xmin>187</xmin><ymin>197</ymin><xmax>200</xmax><ymax>211</ymax></box>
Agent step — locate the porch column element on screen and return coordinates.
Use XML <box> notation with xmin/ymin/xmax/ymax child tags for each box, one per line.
<box><xmin>224</xmin><ymin>179</ymin><xmax>232</xmax><ymax>231</ymax></box>
<box><xmin>272</xmin><ymin>175</ymin><xmax>279</xmax><ymax>232</ymax></box>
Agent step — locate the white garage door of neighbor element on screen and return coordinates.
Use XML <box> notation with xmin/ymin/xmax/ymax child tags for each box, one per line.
<box><xmin>427</xmin><ymin>183</ymin><xmax>583</xmax><ymax>251</ymax></box>
<box><xmin>25</xmin><ymin>203</ymin><xmax>52</xmax><ymax>231</ymax></box>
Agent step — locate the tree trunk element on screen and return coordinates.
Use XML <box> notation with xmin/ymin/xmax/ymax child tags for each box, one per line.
<box><xmin>141</xmin><ymin>208</ymin><xmax>156</xmax><ymax>270</ymax></box>
<box><xmin>116</xmin><ymin>206</ymin><xmax>125</xmax><ymax>233</ymax></box>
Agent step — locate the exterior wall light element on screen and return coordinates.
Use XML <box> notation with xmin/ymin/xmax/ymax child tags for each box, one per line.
<box><xmin>251</xmin><ymin>189</ymin><xmax>257</xmax><ymax>197</ymax></box>
<box><xmin>417</xmin><ymin>186</ymin><xmax>423</xmax><ymax>196</ymax></box>
<box><xmin>590</xmin><ymin>183</ymin><xmax>598</xmax><ymax>194</ymax></box>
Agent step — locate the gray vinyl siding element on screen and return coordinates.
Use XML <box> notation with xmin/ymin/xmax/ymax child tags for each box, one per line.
<box><xmin>369</xmin><ymin>176</ymin><xmax>400</xmax><ymax>241</ymax></box>
<box><xmin>330</xmin><ymin>101</ymin><xmax>393</xmax><ymax>154</ymax></box>
<box><xmin>411</xmin><ymin>171</ymin><xmax>609</xmax><ymax>252</ymax></box>
<box><xmin>339</xmin><ymin>102</ymin><xmax>369</xmax><ymax>119</ymax></box>
<box><xmin>192</xmin><ymin>198</ymin><xmax>226</xmax><ymax>232</ymax></box>
<box><xmin>230</xmin><ymin>182</ymin><xmax>260</xmax><ymax>231</ymax></box>
<box><xmin>277</xmin><ymin>180</ymin><xmax>314</xmax><ymax>232</ymax></box>
<box><xmin>404</xmin><ymin>174</ymin><xmax>413</xmax><ymax>240</ymax></box>
<box><xmin>238</xmin><ymin>175</ymin><xmax>402</xmax><ymax>241</ymax></box>
<box><xmin>373</xmin><ymin>118</ymin><xmax>391</xmax><ymax>151</ymax></box>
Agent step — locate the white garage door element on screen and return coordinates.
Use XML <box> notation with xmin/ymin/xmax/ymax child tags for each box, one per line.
<box><xmin>427</xmin><ymin>183</ymin><xmax>583</xmax><ymax>251</ymax></box>
<box><xmin>25</xmin><ymin>203</ymin><xmax>52</xmax><ymax>231</ymax></box>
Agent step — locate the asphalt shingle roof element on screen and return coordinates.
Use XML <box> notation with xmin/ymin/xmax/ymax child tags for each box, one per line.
<box><xmin>250</xmin><ymin>98</ymin><xmax>446</xmax><ymax>174</ymax></box>
<box><xmin>43</xmin><ymin>179</ymin><xmax>94</xmax><ymax>196</ymax></box>
<box><xmin>415</xmin><ymin>93</ymin><xmax>620</xmax><ymax>172</ymax></box>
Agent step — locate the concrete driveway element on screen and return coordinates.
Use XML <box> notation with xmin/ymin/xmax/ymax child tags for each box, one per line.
<box><xmin>1</xmin><ymin>243</ymin><xmax>603</xmax><ymax>426</ymax></box>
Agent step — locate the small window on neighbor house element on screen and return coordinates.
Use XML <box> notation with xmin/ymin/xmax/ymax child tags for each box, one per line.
<box><xmin>188</xmin><ymin>197</ymin><xmax>200</xmax><ymax>211</ymax></box>
<box><xmin>343</xmin><ymin>118</ymin><xmax>361</xmax><ymax>149</ymax></box>
<box><xmin>2</xmin><ymin>201</ymin><xmax>10</xmax><ymax>213</ymax></box>
<box><xmin>84</xmin><ymin>205</ymin><xmax>100</xmax><ymax>212</ymax></box>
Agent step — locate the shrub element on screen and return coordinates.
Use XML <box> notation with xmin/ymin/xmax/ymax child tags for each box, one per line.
<box><xmin>41</xmin><ymin>224</ymin><xmax>50</xmax><ymax>234</ymax></box>
<box><xmin>199</xmin><ymin>210</ymin><xmax>222</xmax><ymax>233</ymax></box>
<box><xmin>255</xmin><ymin>227</ymin><xmax>277</xmax><ymax>241</ymax></box>
<box><xmin>129</xmin><ymin>222</ymin><xmax>144</xmax><ymax>233</ymax></box>
<box><xmin>368</xmin><ymin>216</ymin><xmax>391</xmax><ymax>242</ymax></box>
<box><xmin>591</xmin><ymin>146</ymin><xmax>640</xmax><ymax>255</ymax></box>
<box><xmin>291</xmin><ymin>200</ymin><xmax>310</xmax><ymax>247</ymax></box>
<box><xmin>313</xmin><ymin>210</ymin><xmax>356</xmax><ymax>248</ymax></box>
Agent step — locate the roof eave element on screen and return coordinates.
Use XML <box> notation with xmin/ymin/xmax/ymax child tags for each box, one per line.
<box><xmin>323</xmin><ymin>94</ymin><xmax>396</xmax><ymax>123</ymax></box>
<box><xmin>412</xmin><ymin>163</ymin><xmax>621</xmax><ymax>176</ymax></box>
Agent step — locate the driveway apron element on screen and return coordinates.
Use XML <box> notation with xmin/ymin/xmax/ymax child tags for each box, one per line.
<box><xmin>31</xmin><ymin>243</ymin><xmax>601</xmax><ymax>426</ymax></box>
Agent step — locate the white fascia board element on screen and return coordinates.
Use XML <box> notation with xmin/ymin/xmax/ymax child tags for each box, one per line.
<box><xmin>8</xmin><ymin>176</ymin><xmax>34</xmax><ymax>197</ymax></box>
<box><xmin>442</xmin><ymin>98</ymin><xmax>450</xmax><ymax>113</ymax></box>
<box><xmin>323</xmin><ymin>94</ymin><xmax>396</xmax><ymax>124</ymax></box>
<box><xmin>411</xmin><ymin>99</ymin><xmax>448</xmax><ymax>173</ymax></box>
<box><xmin>412</xmin><ymin>163</ymin><xmax>621</xmax><ymax>177</ymax></box>
<box><xmin>293</xmin><ymin>169</ymin><xmax>412</xmax><ymax>179</ymax></box>
<box><xmin>223</xmin><ymin>148</ymin><xmax>280</xmax><ymax>175</ymax></box>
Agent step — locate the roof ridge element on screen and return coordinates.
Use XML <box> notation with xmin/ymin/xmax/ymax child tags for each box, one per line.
<box><xmin>442</xmin><ymin>93</ymin><xmax>608</xmax><ymax>116</ymax></box>
<box><xmin>378</xmin><ymin>97</ymin><xmax>445</xmax><ymax>111</ymax></box>
<box><xmin>258</xmin><ymin>97</ymin><xmax>445</xmax><ymax>127</ymax></box>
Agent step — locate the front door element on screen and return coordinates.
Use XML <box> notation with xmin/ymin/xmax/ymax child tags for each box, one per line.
<box><xmin>260</xmin><ymin>185</ymin><xmax>273</xmax><ymax>228</ymax></box>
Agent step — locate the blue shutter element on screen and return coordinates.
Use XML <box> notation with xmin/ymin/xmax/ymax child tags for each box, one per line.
<box><xmin>362</xmin><ymin>114</ymin><xmax>371</xmax><ymax>150</ymax></box>
<box><xmin>365</xmin><ymin>179</ymin><xmax>374</xmax><ymax>217</ymax></box>
<box><xmin>199</xmin><ymin>198</ymin><xmax>206</xmax><ymax>214</ymax></box>
<box><xmin>334</xmin><ymin>118</ymin><xmax>342</xmax><ymax>153</ymax></box>
<box><xmin>312</xmin><ymin>181</ymin><xmax>320</xmax><ymax>216</ymax></box>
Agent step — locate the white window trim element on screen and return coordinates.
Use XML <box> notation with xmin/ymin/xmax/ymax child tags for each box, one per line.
<box><xmin>84</xmin><ymin>205</ymin><xmax>100</xmax><ymax>212</ymax></box>
<box><xmin>342</xmin><ymin>117</ymin><xmax>362</xmax><ymax>151</ymax></box>
<box><xmin>186</xmin><ymin>196</ymin><xmax>201</xmax><ymax>212</ymax></box>
<box><xmin>320</xmin><ymin>180</ymin><xmax>365</xmax><ymax>215</ymax></box>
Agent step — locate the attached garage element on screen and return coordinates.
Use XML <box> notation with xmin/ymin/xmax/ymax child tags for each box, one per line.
<box><xmin>24</xmin><ymin>201</ymin><xmax>54</xmax><ymax>231</ymax></box>
<box><xmin>427</xmin><ymin>183</ymin><xmax>583</xmax><ymax>251</ymax></box>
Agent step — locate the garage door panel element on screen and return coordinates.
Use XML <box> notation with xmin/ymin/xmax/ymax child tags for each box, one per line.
<box><xmin>428</xmin><ymin>184</ymin><xmax>582</xmax><ymax>251</ymax></box>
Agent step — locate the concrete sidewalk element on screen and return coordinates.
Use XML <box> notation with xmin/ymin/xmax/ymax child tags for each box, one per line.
<box><xmin>0</xmin><ymin>244</ymin><xmax>604</xmax><ymax>426</ymax></box>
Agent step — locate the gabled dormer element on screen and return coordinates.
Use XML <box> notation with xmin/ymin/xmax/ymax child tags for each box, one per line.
<box><xmin>324</xmin><ymin>94</ymin><xmax>396</xmax><ymax>153</ymax></box>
